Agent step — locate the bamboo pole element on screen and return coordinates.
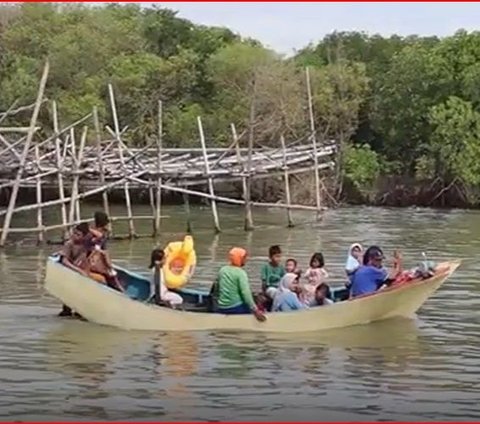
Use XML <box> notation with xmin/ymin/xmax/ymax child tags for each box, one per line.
<box><xmin>154</xmin><ymin>100</ymin><xmax>163</xmax><ymax>237</ymax></box>
<box><xmin>52</xmin><ymin>101</ymin><xmax>68</xmax><ymax>240</ymax></box>
<box><xmin>183</xmin><ymin>191</ymin><xmax>192</xmax><ymax>234</ymax></box>
<box><xmin>129</xmin><ymin>176</ymin><xmax>324</xmax><ymax>211</ymax></box>
<box><xmin>108</xmin><ymin>84</ymin><xmax>136</xmax><ymax>238</ymax></box>
<box><xmin>0</xmin><ymin>60</ymin><xmax>49</xmax><ymax>247</ymax></box>
<box><xmin>93</xmin><ymin>106</ymin><xmax>112</xmax><ymax>234</ymax></box>
<box><xmin>305</xmin><ymin>66</ymin><xmax>322</xmax><ymax>217</ymax></box>
<box><xmin>68</xmin><ymin>127</ymin><xmax>87</xmax><ymax>227</ymax></box>
<box><xmin>280</xmin><ymin>134</ymin><xmax>294</xmax><ymax>227</ymax></box>
<box><xmin>197</xmin><ymin>116</ymin><xmax>221</xmax><ymax>233</ymax></box>
<box><xmin>244</xmin><ymin>78</ymin><xmax>256</xmax><ymax>231</ymax></box>
<box><xmin>0</xmin><ymin>170</ymin><xmax>148</xmax><ymax>217</ymax></box>
<box><xmin>34</xmin><ymin>143</ymin><xmax>44</xmax><ymax>243</ymax></box>
<box><xmin>231</xmin><ymin>122</ymin><xmax>248</xmax><ymax>207</ymax></box>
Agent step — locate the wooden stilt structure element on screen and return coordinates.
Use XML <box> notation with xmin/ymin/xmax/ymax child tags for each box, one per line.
<box><xmin>0</xmin><ymin>64</ymin><xmax>336</xmax><ymax>247</ymax></box>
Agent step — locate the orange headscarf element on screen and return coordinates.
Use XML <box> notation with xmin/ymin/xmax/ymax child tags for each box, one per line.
<box><xmin>229</xmin><ymin>247</ymin><xmax>247</xmax><ymax>267</ymax></box>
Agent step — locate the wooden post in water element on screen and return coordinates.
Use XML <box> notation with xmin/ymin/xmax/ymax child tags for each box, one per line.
<box><xmin>52</xmin><ymin>101</ymin><xmax>68</xmax><ymax>241</ymax></box>
<box><xmin>108</xmin><ymin>84</ymin><xmax>136</xmax><ymax>238</ymax></box>
<box><xmin>183</xmin><ymin>191</ymin><xmax>192</xmax><ymax>234</ymax></box>
<box><xmin>68</xmin><ymin>126</ymin><xmax>87</xmax><ymax>226</ymax></box>
<box><xmin>244</xmin><ymin>78</ymin><xmax>256</xmax><ymax>231</ymax></box>
<box><xmin>231</xmin><ymin>123</ymin><xmax>248</xmax><ymax>207</ymax></box>
<box><xmin>0</xmin><ymin>60</ymin><xmax>49</xmax><ymax>247</ymax></box>
<box><xmin>34</xmin><ymin>143</ymin><xmax>44</xmax><ymax>244</ymax></box>
<box><xmin>197</xmin><ymin>116</ymin><xmax>221</xmax><ymax>233</ymax></box>
<box><xmin>92</xmin><ymin>106</ymin><xmax>112</xmax><ymax>234</ymax></box>
<box><xmin>153</xmin><ymin>100</ymin><xmax>163</xmax><ymax>237</ymax></box>
<box><xmin>280</xmin><ymin>134</ymin><xmax>294</xmax><ymax>228</ymax></box>
<box><xmin>305</xmin><ymin>66</ymin><xmax>322</xmax><ymax>218</ymax></box>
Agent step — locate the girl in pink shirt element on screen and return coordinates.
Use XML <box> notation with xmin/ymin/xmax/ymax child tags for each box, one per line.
<box><xmin>302</xmin><ymin>252</ymin><xmax>329</xmax><ymax>305</ymax></box>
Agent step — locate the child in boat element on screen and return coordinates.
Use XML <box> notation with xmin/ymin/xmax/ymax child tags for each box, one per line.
<box><xmin>149</xmin><ymin>248</ymin><xmax>183</xmax><ymax>308</ymax></box>
<box><xmin>261</xmin><ymin>245</ymin><xmax>286</xmax><ymax>299</ymax></box>
<box><xmin>311</xmin><ymin>283</ymin><xmax>334</xmax><ymax>307</ymax></box>
<box><xmin>302</xmin><ymin>252</ymin><xmax>329</xmax><ymax>305</ymax></box>
<box><xmin>345</xmin><ymin>243</ymin><xmax>363</xmax><ymax>287</ymax></box>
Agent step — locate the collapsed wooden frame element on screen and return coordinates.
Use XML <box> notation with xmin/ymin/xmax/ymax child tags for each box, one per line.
<box><xmin>0</xmin><ymin>61</ymin><xmax>336</xmax><ymax>246</ymax></box>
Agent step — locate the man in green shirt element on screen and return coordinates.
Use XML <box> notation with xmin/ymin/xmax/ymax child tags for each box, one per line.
<box><xmin>215</xmin><ymin>247</ymin><xmax>266</xmax><ymax>322</ymax></box>
<box><xmin>261</xmin><ymin>245</ymin><xmax>286</xmax><ymax>299</ymax></box>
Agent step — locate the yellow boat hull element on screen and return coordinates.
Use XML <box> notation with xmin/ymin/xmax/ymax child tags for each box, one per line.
<box><xmin>43</xmin><ymin>260</ymin><xmax>460</xmax><ymax>333</ymax></box>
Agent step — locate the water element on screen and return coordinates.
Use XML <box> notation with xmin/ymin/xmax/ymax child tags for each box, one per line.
<box><xmin>1</xmin><ymin>205</ymin><xmax>480</xmax><ymax>421</ymax></box>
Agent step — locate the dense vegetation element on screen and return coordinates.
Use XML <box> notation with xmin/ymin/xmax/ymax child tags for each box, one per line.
<box><xmin>1</xmin><ymin>3</ymin><xmax>480</xmax><ymax>206</ymax></box>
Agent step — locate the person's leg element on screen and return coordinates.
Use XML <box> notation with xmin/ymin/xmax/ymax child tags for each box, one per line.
<box><xmin>265</xmin><ymin>287</ymin><xmax>277</xmax><ymax>299</ymax></box>
<box><xmin>58</xmin><ymin>304</ymin><xmax>73</xmax><ymax>317</ymax></box>
<box><xmin>163</xmin><ymin>291</ymin><xmax>183</xmax><ymax>306</ymax></box>
<box><xmin>218</xmin><ymin>304</ymin><xmax>251</xmax><ymax>314</ymax></box>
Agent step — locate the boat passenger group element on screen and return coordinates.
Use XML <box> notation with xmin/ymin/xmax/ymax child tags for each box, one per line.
<box><xmin>56</xmin><ymin>211</ymin><xmax>436</xmax><ymax>321</ymax></box>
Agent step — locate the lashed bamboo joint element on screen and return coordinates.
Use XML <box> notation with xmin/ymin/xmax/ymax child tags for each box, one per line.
<box><xmin>0</xmin><ymin>62</ymin><xmax>336</xmax><ymax>247</ymax></box>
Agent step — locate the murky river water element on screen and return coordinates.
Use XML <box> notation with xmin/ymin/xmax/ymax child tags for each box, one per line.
<box><xmin>1</xmin><ymin>205</ymin><xmax>480</xmax><ymax>421</ymax></box>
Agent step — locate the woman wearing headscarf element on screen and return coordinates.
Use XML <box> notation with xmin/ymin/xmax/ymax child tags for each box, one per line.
<box><xmin>272</xmin><ymin>273</ymin><xmax>307</xmax><ymax>312</ymax></box>
<box><xmin>345</xmin><ymin>243</ymin><xmax>363</xmax><ymax>285</ymax></box>
<box><xmin>214</xmin><ymin>247</ymin><xmax>266</xmax><ymax>321</ymax></box>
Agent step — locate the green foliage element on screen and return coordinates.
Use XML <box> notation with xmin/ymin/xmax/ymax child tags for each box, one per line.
<box><xmin>3</xmin><ymin>4</ymin><xmax>480</xmax><ymax>199</ymax></box>
<box><xmin>343</xmin><ymin>144</ymin><xmax>380</xmax><ymax>192</ymax></box>
<box><xmin>428</xmin><ymin>96</ymin><xmax>480</xmax><ymax>185</ymax></box>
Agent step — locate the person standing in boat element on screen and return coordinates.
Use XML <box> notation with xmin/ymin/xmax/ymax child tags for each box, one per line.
<box><xmin>215</xmin><ymin>247</ymin><xmax>266</xmax><ymax>321</ymax></box>
<box><xmin>149</xmin><ymin>248</ymin><xmax>184</xmax><ymax>308</ymax></box>
<box><xmin>86</xmin><ymin>211</ymin><xmax>124</xmax><ymax>292</ymax></box>
<box><xmin>261</xmin><ymin>245</ymin><xmax>286</xmax><ymax>299</ymax></box>
<box><xmin>58</xmin><ymin>223</ymin><xmax>92</xmax><ymax>316</ymax></box>
<box><xmin>349</xmin><ymin>246</ymin><xmax>402</xmax><ymax>298</ymax></box>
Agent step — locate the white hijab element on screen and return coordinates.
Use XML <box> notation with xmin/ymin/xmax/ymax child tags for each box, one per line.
<box><xmin>272</xmin><ymin>273</ymin><xmax>298</xmax><ymax>311</ymax></box>
<box><xmin>345</xmin><ymin>243</ymin><xmax>363</xmax><ymax>272</ymax></box>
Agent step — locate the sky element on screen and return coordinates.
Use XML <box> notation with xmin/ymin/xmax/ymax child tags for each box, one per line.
<box><xmin>148</xmin><ymin>2</ymin><xmax>480</xmax><ymax>54</ymax></box>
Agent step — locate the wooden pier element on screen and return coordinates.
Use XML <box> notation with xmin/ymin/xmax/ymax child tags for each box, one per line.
<box><xmin>0</xmin><ymin>62</ymin><xmax>336</xmax><ymax>246</ymax></box>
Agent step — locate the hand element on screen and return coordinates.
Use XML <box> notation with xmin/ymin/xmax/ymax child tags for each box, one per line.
<box><xmin>253</xmin><ymin>308</ymin><xmax>267</xmax><ymax>322</ymax></box>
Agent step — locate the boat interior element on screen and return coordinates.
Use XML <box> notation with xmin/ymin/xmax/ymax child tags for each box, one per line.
<box><xmin>115</xmin><ymin>265</ymin><xmax>350</xmax><ymax>313</ymax></box>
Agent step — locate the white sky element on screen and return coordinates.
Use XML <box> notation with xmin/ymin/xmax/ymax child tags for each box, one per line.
<box><xmin>147</xmin><ymin>2</ymin><xmax>480</xmax><ymax>54</ymax></box>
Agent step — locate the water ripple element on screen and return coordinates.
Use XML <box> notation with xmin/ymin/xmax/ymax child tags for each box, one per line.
<box><xmin>1</xmin><ymin>205</ymin><xmax>480</xmax><ymax>420</ymax></box>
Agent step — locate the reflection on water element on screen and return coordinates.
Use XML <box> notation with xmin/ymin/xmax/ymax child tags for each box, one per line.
<box><xmin>1</xmin><ymin>205</ymin><xmax>480</xmax><ymax>420</ymax></box>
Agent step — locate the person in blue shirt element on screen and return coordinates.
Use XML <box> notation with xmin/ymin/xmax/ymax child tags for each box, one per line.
<box><xmin>272</xmin><ymin>273</ymin><xmax>307</xmax><ymax>312</ymax></box>
<box><xmin>350</xmin><ymin>246</ymin><xmax>401</xmax><ymax>298</ymax></box>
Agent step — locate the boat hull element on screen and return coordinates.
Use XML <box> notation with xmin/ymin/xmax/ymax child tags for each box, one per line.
<box><xmin>43</xmin><ymin>259</ymin><xmax>459</xmax><ymax>333</ymax></box>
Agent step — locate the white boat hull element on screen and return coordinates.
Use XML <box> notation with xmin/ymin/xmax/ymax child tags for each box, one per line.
<box><xmin>44</xmin><ymin>260</ymin><xmax>459</xmax><ymax>333</ymax></box>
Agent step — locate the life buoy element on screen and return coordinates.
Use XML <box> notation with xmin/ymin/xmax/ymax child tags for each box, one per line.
<box><xmin>163</xmin><ymin>235</ymin><xmax>196</xmax><ymax>289</ymax></box>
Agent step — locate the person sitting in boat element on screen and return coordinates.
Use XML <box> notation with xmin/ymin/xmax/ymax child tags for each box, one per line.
<box><xmin>345</xmin><ymin>243</ymin><xmax>363</xmax><ymax>287</ymax></box>
<box><xmin>261</xmin><ymin>245</ymin><xmax>286</xmax><ymax>299</ymax></box>
<box><xmin>58</xmin><ymin>222</ymin><xmax>91</xmax><ymax>316</ymax></box>
<box><xmin>302</xmin><ymin>252</ymin><xmax>329</xmax><ymax>305</ymax></box>
<box><xmin>285</xmin><ymin>258</ymin><xmax>299</xmax><ymax>275</ymax></box>
<box><xmin>350</xmin><ymin>246</ymin><xmax>402</xmax><ymax>299</ymax></box>
<box><xmin>272</xmin><ymin>273</ymin><xmax>307</xmax><ymax>312</ymax></box>
<box><xmin>216</xmin><ymin>247</ymin><xmax>266</xmax><ymax>321</ymax></box>
<box><xmin>310</xmin><ymin>283</ymin><xmax>334</xmax><ymax>307</ymax></box>
<box><xmin>149</xmin><ymin>248</ymin><xmax>183</xmax><ymax>308</ymax></box>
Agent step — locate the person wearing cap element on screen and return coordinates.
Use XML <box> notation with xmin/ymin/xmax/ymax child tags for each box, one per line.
<box><xmin>214</xmin><ymin>247</ymin><xmax>266</xmax><ymax>321</ymax></box>
<box><xmin>349</xmin><ymin>246</ymin><xmax>402</xmax><ymax>298</ymax></box>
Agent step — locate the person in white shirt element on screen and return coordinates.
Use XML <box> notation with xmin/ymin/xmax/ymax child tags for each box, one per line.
<box><xmin>149</xmin><ymin>248</ymin><xmax>183</xmax><ymax>307</ymax></box>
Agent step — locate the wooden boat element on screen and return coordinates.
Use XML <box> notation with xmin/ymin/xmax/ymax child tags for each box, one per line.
<box><xmin>43</xmin><ymin>257</ymin><xmax>460</xmax><ymax>333</ymax></box>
